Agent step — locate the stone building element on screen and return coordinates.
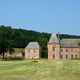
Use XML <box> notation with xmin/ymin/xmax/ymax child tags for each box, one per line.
<box><xmin>48</xmin><ymin>34</ymin><xmax>80</xmax><ymax>59</ymax></box>
<box><xmin>25</xmin><ymin>42</ymin><xmax>41</xmax><ymax>59</ymax></box>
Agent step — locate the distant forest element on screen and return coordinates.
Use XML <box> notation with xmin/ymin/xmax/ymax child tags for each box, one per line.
<box><xmin>0</xmin><ymin>25</ymin><xmax>80</xmax><ymax>58</ymax></box>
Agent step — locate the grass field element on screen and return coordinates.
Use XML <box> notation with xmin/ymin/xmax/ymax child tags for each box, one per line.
<box><xmin>0</xmin><ymin>59</ymin><xmax>80</xmax><ymax>80</ymax></box>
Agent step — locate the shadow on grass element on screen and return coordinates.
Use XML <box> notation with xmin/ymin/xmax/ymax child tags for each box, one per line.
<box><xmin>71</xmin><ymin>58</ymin><xmax>80</xmax><ymax>60</ymax></box>
<box><xmin>0</xmin><ymin>57</ymin><xmax>25</xmax><ymax>61</ymax></box>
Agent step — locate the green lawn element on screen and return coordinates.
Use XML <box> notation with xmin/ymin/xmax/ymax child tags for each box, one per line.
<box><xmin>0</xmin><ymin>59</ymin><xmax>80</xmax><ymax>80</ymax></box>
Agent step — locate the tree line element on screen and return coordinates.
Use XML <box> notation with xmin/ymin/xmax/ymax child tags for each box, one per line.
<box><xmin>0</xmin><ymin>25</ymin><xmax>80</xmax><ymax>58</ymax></box>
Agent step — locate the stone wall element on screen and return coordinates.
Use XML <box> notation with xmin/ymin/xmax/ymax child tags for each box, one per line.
<box><xmin>48</xmin><ymin>43</ymin><xmax>60</xmax><ymax>59</ymax></box>
<box><xmin>0</xmin><ymin>52</ymin><xmax>23</xmax><ymax>58</ymax></box>
<box><xmin>25</xmin><ymin>49</ymin><xmax>41</xmax><ymax>59</ymax></box>
<box><xmin>61</xmin><ymin>48</ymin><xmax>80</xmax><ymax>59</ymax></box>
<box><xmin>48</xmin><ymin>43</ymin><xmax>80</xmax><ymax>59</ymax></box>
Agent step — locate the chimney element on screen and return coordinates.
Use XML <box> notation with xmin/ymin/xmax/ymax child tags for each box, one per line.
<box><xmin>57</xmin><ymin>32</ymin><xmax>60</xmax><ymax>41</ymax></box>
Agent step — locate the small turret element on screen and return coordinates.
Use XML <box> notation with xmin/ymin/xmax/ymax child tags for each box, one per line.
<box><xmin>48</xmin><ymin>33</ymin><xmax>61</xmax><ymax>59</ymax></box>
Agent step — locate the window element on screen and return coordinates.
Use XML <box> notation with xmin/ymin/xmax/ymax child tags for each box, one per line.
<box><xmin>34</xmin><ymin>50</ymin><xmax>35</xmax><ymax>53</ymax></box>
<box><xmin>61</xmin><ymin>49</ymin><xmax>63</xmax><ymax>52</ymax></box>
<box><xmin>22</xmin><ymin>52</ymin><xmax>25</xmax><ymax>57</ymax></box>
<box><xmin>60</xmin><ymin>54</ymin><xmax>63</xmax><ymax>59</ymax></box>
<box><xmin>66</xmin><ymin>49</ymin><xmax>68</xmax><ymax>52</ymax></box>
<box><xmin>53</xmin><ymin>54</ymin><xmax>55</xmax><ymax>59</ymax></box>
<box><xmin>75</xmin><ymin>54</ymin><xmax>77</xmax><ymax>58</ymax></box>
<box><xmin>71</xmin><ymin>54</ymin><xmax>73</xmax><ymax>59</ymax></box>
<box><xmin>66</xmin><ymin>54</ymin><xmax>68</xmax><ymax>59</ymax></box>
<box><xmin>53</xmin><ymin>47</ymin><xmax>55</xmax><ymax>51</ymax></box>
<box><xmin>28</xmin><ymin>50</ymin><xmax>30</xmax><ymax>52</ymax></box>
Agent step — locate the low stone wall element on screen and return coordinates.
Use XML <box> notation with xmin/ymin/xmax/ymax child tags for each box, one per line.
<box><xmin>0</xmin><ymin>53</ymin><xmax>23</xmax><ymax>58</ymax></box>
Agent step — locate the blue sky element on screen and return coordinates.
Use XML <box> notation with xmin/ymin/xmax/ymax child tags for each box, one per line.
<box><xmin>0</xmin><ymin>0</ymin><xmax>80</xmax><ymax>35</ymax></box>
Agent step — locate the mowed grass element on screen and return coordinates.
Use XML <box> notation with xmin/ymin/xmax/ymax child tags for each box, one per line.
<box><xmin>0</xmin><ymin>59</ymin><xmax>80</xmax><ymax>80</ymax></box>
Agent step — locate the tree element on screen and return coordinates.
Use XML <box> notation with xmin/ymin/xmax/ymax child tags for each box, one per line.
<box><xmin>0</xmin><ymin>25</ymin><xmax>80</xmax><ymax>58</ymax></box>
<box><xmin>0</xmin><ymin>25</ymin><xmax>14</xmax><ymax>58</ymax></box>
<box><xmin>0</xmin><ymin>40</ymin><xmax>15</xmax><ymax>58</ymax></box>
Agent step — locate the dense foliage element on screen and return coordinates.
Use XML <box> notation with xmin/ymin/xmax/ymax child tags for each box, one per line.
<box><xmin>0</xmin><ymin>25</ymin><xmax>80</xmax><ymax>58</ymax></box>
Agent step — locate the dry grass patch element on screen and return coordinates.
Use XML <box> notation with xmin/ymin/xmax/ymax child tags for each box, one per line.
<box><xmin>0</xmin><ymin>59</ymin><xmax>80</xmax><ymax>80</ymax></box>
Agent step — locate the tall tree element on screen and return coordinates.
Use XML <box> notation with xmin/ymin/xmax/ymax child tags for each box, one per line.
<box><xmin>0</xmin><ymin>25</ymin><xmax>14</xmax><ymax>58</ymax></box>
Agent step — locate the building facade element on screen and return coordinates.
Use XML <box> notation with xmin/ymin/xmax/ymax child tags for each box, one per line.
<box><xmin>25</xmin><ymin>42</ymin><xmax>41</xmax><ymax>59</ymax></box>
<box><xmin>48</xmin><ymin>34</ymin><xmax>80</xmax><ymax>59</ymax></box>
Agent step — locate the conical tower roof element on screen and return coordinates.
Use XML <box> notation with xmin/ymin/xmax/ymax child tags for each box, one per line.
<box><xmin>48</xmin><ymin>34</ymin><xmax>59</xmax><ymax>43</ymax></box>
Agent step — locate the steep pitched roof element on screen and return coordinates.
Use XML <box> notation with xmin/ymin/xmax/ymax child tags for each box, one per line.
<box><xmin>60</xmin><ymin>39</ymin><xmax>80</xmax><ymax>48</ymax></box>
<box><xmin>48</xmin><ymin>34</ymin><xmax>59</xmax><ymax>43</ymax></box>
<box><xmin>25</xmin><ymin>42</ymin><xmax>41</xmax><ymax>49</ymax></box>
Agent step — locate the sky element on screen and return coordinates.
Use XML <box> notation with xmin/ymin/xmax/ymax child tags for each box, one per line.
<box><xmin>0</xmin><ymin>0</ymin><xmax>80</xmax><ymax>35</ymax></box>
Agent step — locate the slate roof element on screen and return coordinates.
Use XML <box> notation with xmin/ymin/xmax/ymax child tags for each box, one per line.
<box><xmin>48</xmin><ymin>34</ymin><xmax>59</xmax><ymax>43</ymax></box>
<box><xmin>60</xmin><ymin>39</ymin><xmax>80</xmax><ymax>48</ymax></box>
<box><xmin>49</xmin><ymin>33</ymin><xmax>80</xmax><ymax>48</ymax></box>
<box><xmin>25</xmin><ymin>42</ymin><xmax>41</xmax><ymax>49</ymax></box>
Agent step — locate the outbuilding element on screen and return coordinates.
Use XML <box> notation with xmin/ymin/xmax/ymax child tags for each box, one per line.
<box><xmin>25</xmin><ymin>42</ymin><xmax>41</xmax><ymax>59</ymax></box>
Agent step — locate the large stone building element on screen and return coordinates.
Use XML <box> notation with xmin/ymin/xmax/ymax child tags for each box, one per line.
<box><xmin>48</xmin><ymin>34</ymin><xmax>80</xmax><ymax>59</ymax></box>
<box><xmin>25</xmin><ymin>42</ymin><xmax>41</xmax><ymax>59</ymax></box>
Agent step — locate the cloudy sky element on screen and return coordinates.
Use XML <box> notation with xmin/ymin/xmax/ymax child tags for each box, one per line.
<box><xmin>0</xmin><ymin>0</ymin><xmax>80</xmax><ymax>35</ymax></box>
